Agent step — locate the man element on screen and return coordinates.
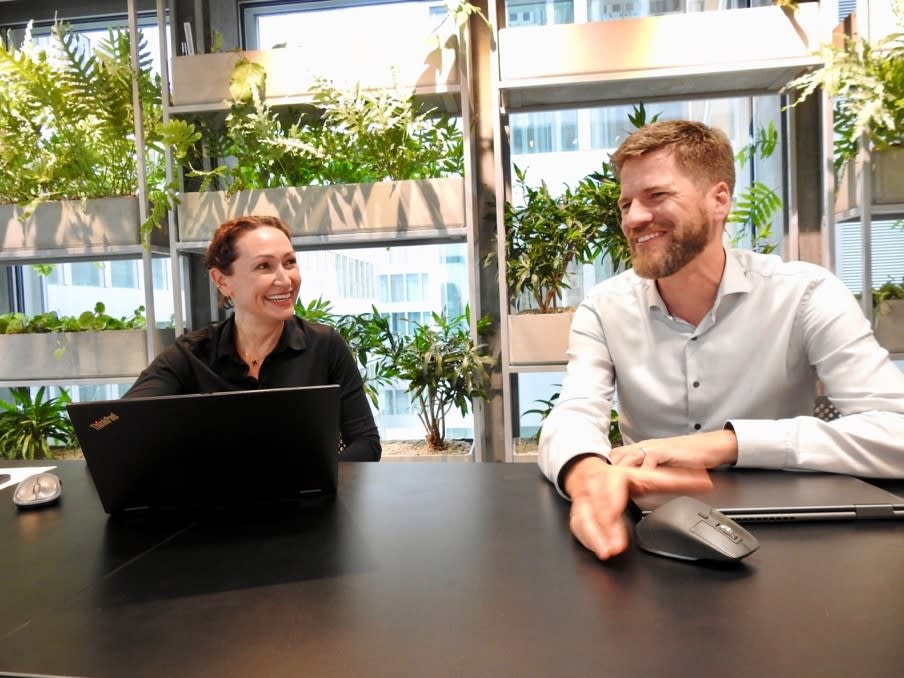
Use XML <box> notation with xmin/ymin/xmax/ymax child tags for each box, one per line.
<box><xmin>538</xmin><ymin>120</ymin><xmax>904</xmax><ymax>561</ymax></box>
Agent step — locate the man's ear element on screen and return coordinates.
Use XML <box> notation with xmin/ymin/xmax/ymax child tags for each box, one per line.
<box><xmin>711</xmin><ymin>181</ymin><xmax>732</xmax><ymax>219</ymax></box>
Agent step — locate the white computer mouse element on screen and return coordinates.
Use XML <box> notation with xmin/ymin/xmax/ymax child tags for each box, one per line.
<box><xmin>13</xmin><ymin>472</ymin><xmax>63</xmax><ymax>508</ymax></box>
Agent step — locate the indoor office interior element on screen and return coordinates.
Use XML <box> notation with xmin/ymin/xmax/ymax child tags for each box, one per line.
<box><xmin>0</xmin><ymin>0</ymin><xmax>902</xmax><ymax>463</ymax></box>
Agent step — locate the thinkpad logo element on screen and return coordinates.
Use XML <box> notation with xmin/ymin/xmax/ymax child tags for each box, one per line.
<box><xmin>89</xmin><ymin>412</ymin><xmax>120</xmax><ymax>431</ymax></box>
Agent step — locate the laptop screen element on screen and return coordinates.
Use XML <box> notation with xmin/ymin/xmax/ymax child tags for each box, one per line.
<box><xmin>67</xmin><ymin>385</ymin><xmax>341</xmax><ymax>514</ymax></box>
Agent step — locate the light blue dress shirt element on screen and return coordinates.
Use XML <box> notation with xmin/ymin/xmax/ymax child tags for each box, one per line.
<box><xmin>539</xmin><ymin>249</ymin><xmax>904</xmax><ymax>492</ymax></box>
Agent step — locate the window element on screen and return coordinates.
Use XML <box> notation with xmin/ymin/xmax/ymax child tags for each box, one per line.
<box><xmin>70</xmin><ymin>262</ymin><xmax>103</xmax><ymax>287</ymax></box>
<box><xmin>110</xmin><ymin>260</ymin><xmax>138</xmax><ymax>289</ymax></box>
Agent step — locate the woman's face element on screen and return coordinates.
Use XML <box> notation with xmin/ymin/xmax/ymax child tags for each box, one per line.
<box><xmin>211</xmin><ymin>226</ymin><xmax>300</xmax><ymax>325</ymax></box>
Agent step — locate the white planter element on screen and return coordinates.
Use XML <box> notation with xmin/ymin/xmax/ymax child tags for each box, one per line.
<box><xmin>0</xmin><ymin>329</ymin><xmax>175</xmax><ymax>381</ymax></box>
<box><xmin>177</xmin><ymin>177</ymin><xmax>466</xmax><ymax>243</ymax></box>
<box><xmin>835</xmin><ymin>149</ymin><xmax>904</xmax><ymax>219</ymax></box>
<box><xmin>508</xmin><ymin>312</ymin><xmax>573</xmax><ymax>366</ymax></box>
<box><xmin>497</xmin><ymin>6</ymin><xmax>820</xmax><ymax>108</ymax></box>
<box><xmin>875</xmin><ymin>299</ymin><xmax>904</xmax><ymax>354</ymax></box>
<box><xmin>0</xmin><ymin>196</ymin><xmax>165</xmax><ymax>257</ymax></box>
<box><xmin>170</xmin><ymin>38</ymin><xmax>460</xmax><ymax>111</ymax></box>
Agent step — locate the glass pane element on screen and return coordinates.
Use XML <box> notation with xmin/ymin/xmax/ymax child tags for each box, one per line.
<box><xmin>110</xmin><ymin>260</ymin><xmax>137</xmax><ymax>289</ymax></box>
<box><xmin>70</xmin><ymin>263</ymin><xmax>103</xmax><ymax>287</ymax></box>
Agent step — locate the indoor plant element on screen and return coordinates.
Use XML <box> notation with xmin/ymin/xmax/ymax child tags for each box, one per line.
<box><xmin>0</xmin><ymin>387</ymin><xmax>76</xmax><ymax>460</ymax></box>
<box><xmin>176</xmin><ymin>62</ymin><xmax>465</xmax><ymax>241</ymax></box>
<box><xmin>872</xmin><ymin>277</ymin><xmax>904</xmax><ymax>353</ymax></box>
<box><xmin>293</xmin><ymin>296</ymin><xmax>398</xmax><ymax>406</ymax></box>
<box><xmin>387</xmin><ymin>306</ymin><xmax>493</xmax><ymax>451</ymax></box>
<box><xmin>0</xmin><ymin>21</ymin><xmax>199</xmax><ymax>246</ymax></box>
<box><xmin>0</xmin><ymin>303</ymin><xmax>174</xmax><ymax>381</ymax></box>
<box><xmin>785</xmin><ymin>2</ymin><xmax>904</xmax><ymax>209</ymax></box>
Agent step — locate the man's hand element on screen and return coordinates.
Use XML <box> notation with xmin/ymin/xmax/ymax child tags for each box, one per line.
<box><xmin>608</xmin><ymin>430</ymin><xmax>738</xmax><ymax>470</ymax></box>
<box><xmin>564</xmin><ymin>456</ymin><xmax>712</xmax><ymax>561</ymax></box>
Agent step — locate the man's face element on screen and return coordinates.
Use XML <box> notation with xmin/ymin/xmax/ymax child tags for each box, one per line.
<box><xmin>617</xmin><ymin>149</ymin><xmax>728</xmax><ymax>280</ymax></box>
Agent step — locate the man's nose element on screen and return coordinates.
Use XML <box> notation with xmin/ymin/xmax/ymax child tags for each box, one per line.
<box><xmin>622</xmin><ymin>202</ymin><xmax>653</xmax><ymax>230</ymax></box>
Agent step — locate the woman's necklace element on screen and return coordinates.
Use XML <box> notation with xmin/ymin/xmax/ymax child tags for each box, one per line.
<box><xmin>238</xmin><ymin>329</ymin><xmax>281</xmax><ymax>368</ymax></box>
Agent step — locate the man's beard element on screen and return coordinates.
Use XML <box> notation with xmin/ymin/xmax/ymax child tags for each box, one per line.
<box><xmin>629</xmin><ymin>212</ymin><xmax>711</xmax><ymax>280</ymax></box>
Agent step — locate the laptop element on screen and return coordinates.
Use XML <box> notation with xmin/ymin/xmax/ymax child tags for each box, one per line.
<box><xmin>632</xmin><ymin>469</ymin><xmax>904</xmax><ymax>522</ymax></box>
<box><xmin>67</xmin><ymin>385</ymin><xmax>340</xmax><ymax>514</ymax></box>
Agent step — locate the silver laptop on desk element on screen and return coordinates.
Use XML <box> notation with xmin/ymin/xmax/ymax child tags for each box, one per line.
<box><xmin>633</xmin><ymin>469</ymin><xmax>904</xmax><ymax>522</ymax></box>
<box><xmin>67</xmin><ymin>385</ymin><xmax>341</xmax><ymax>514</ymax></box>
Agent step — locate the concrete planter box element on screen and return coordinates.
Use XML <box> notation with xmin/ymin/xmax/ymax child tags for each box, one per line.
<box><xmin>177</xmin><ymin>177</ymin><xmax>466</xmax><ymax>243</ymax></box>
<box><xmin>875</xmin><ymin>299</ymin><xmax>904</xmax><ymax>354</ymax></box>
<box><xmin>0</xmin><ymin>196</ymin><xmax>165</xmax><ymax>257</ymax></box>
<box><xmin>835</xmin><ymin>149</ymin><xmax>904</xmax><ymax>219</ymax></box>
<box><xmin>508</xmin><ymin>312</ymin><xmax>573</xmax><ymax>366</ymax></box>
<box><xmin>170</xmin><ymin>37</ymin><xmax>460</xmax><ymax>111</ymax></box>
<box><xmin>0</xmin><ymin>329</ymin><xmax>175</xmax><ymax>381</ymax></box>
<box><xmin>497</xmin><ymin>5</ymin><xmax>821</xmax><ymax>108</ymax></box>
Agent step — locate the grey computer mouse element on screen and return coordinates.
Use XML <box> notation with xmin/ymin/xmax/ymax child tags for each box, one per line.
<box><xmin>635</xmin><ymin>495</ymin><xmax>759</xmax><ymax>563</ymax></box>
<box><xmin>13</xmin><ymin>472</ymin><xmax>63</xmax><ymax>508</ymax></box>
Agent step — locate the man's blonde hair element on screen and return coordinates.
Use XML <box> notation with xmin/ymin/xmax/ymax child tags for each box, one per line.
<box><xmin>611</xmin><ymin>120</ymin><xmax>736</xmax><ymax>194</ymax></box>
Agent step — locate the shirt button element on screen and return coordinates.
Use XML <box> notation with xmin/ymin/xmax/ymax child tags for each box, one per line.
<box><xmin>694</xmin><ymin>424</ymin><xmax>701</xmax><ymax>430</ymax></box>
<box><xmin>693</xmin><ymin>381</ymin><xmax>700</xmax><ymax>388</ymax></box>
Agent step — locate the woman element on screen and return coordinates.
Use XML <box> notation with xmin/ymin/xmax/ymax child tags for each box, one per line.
<box><xmin>125</xmin><ymin>215</ymin><xmax>381</xmax><ymax>461</ymax></box>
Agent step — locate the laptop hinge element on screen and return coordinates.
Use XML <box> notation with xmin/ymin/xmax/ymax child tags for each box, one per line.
<box><xmin>854</xmin><ymin>504</ymin><xmax>896</xmax><ymax>519</ymax></box>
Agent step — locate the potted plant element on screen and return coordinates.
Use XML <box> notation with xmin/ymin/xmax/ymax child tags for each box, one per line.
<box><xmin>386</xmin><ymin>306</ymin><xmax>493</xmax><ymax>452</ymax></box>
<box><xmin>872</xmin><ymin>277</ymin><xmax>904</xmax><ymax>353</ymax></box>
<box><xmin>294</xmin><ymin>296</ymin><xmax>398</xmax><ymax>406</ymax></box>
<box><xmin>785</xmin><ymin>3</ymin><xmax>904</xmax><ymax>215</ymax></box>
<box><xmin>0</xmin><ymin>21</ymin><xmax>199</xmax><ymax>252</ymax></box>
<box><xmin>0</xmin><ymin>303</ymin><xmax>175</xmax><ymax>382</ymax></box>
<box><xmin>176</xmin><ymin>64</ymin><xmax>465</xmax><ymax>243</ymax></box>
<box><xmin>0</xmin><ymin>387</ymin><xmax>77</xmax><ymax>460</ymax></box>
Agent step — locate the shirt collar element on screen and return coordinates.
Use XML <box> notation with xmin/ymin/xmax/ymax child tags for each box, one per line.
<box><xmin>215</xmin><ymin>315</ymin><xmax>307</xmax><ymax>364</ymax></box>
<box><xmin>641</xmin><ymin>247</ymin><xmax>752</xmax><ymax>313</ymax></box>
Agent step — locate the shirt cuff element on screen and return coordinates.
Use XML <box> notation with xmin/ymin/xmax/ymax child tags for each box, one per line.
<box><xmin>726</xmin><ymin>418</ymin><xmax>795</xmax><ymax>469</ymax></box>
<box><xmin>555</xmin><ymin>453</ymin><xmax>610</xmax><ymax>499</ymax></box>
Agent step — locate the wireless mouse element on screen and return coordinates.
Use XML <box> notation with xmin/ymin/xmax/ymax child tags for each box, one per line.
<box><xmin>13</xmin><ymin>472</ymin><xmax>63</xmax><ymax>508</ymax></box>
<box><xmin>635</xmin><ymin>495</ymin><xmax>759</xmax><ymax>563</ymax></box>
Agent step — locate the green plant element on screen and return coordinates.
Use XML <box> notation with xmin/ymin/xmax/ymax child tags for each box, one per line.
<box><xmin>504</xmin><ymin>162</ymin><xmax>628</xmax><ymax>313</ymax></box>
<box><xmin>501</xmin><ymin>106</ymin><xmax>666</xmax><ymax>313</ymax></box>
<box><xmin>785</xmin><ymin>1</ymin><xmax>904</xmax><ymax>175</ymax></box>
<box><xmin>526</xmin><ymin>390</ymin><xmax>622</xmax><ymax>447</ymax></box>
<box><xmin>872</xmin><ymin>277</ymin><xmax>904</xmax><ymax>312</ymax></box>
<box><xmin>294</xmin><ymin>297</ymin><xmax>399</xmax><ymax>406</ymax></box>
<box><xmin>0</xmin><ymin>387</ymin><xmax>76</xmax><ymax>460</ymax></box>
<box><xmin>389</xmin><ymin>306</ymin><xmax>494</xmax><ymax>450</ymax></box>
<box><xmin>0</xmin><ymin>302</ymin><xmax>146</xmax><ymax>335</ymax></box>
<box><xmin>188</xmin><ymin>60</ymin><xmax>463</xmax><ymax>192</ymax></box>
<box><xmin>0</xmin><ymin>22</ymin><xmax>200</xmax><ymax>243</ymax></box>
<box><xmin>728</xmin><ymin>122</ymin><xmax>782</xmax><ymax>255</ymax></box>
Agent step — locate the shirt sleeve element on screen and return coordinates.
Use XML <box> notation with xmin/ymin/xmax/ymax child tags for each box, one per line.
<box><xmin>327</xmin><ymin>330</ymin><xmax>382</xmax><ymax>462</ymax></box>
<box><xmin>122</xmin><ymin>343</ymin><xmax>195</xmax><ymax>398</ymax></box>
<box><xmin>729</xmin><ymin>274</ymin><xmax>904</xmax><ymax>478</ymax></box>
<box><xmin>538</xmin><ymin>301</ymin><xmax>616</xmax><ymax>496</ymax></box>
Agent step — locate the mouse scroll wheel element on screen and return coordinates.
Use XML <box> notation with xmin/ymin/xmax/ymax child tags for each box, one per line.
<box><xmin>717</xmin><ymin>523</ymin><xmax>735</xmax><ymax>537</ymax></box>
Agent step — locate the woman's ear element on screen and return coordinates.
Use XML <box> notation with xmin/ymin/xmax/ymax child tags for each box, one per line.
<box><xmin>209</xmin><ymin>268</ymin><xmax>227</xmax><ymax>296</ymax></box>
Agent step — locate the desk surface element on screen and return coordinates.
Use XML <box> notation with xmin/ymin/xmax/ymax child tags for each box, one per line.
<box><xmin>1</xmin><ymin>461</ymin><xmax>903</xmax><ymax>678</ymax></box>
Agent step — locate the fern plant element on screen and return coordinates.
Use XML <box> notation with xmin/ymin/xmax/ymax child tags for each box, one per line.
<box><xmin>188</xmin><ymin>59</ymin><xmax>463</xmax><ymax>192</ymax></box>
<box><xmin>728</xmin><ymin>122</ymin><xmax>782</xmax><ymax>255</ymax></box>
<box><xmin>785</xmin><ymin>2</ymin><xmax>904</xmax><ymax>175</ymax></box>
<box><xmin>0</xmin><ymin>22</ymin><xmax>200</xmax><ymax>243</ymax></box>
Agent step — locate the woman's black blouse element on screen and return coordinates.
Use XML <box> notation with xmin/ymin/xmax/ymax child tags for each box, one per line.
<box><xmin>124</xmin><ymin>316</ymin><xmax>381</xmax><ymax>461</ymax></box>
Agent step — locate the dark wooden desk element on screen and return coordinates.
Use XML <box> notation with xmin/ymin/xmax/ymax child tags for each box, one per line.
<box><xmin>1</xmin><ymin>461</ymin><xmax>903</xmax><ymax>678</ymax></box>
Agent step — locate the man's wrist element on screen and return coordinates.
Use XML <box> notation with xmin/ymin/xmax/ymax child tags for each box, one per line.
<box><xmin>560</xmin><ymin>453</ymin><xmax>610</xmax><ymax>498</ymax></box>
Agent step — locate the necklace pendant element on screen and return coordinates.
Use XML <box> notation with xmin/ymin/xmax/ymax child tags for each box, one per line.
<box><xmin>251</xmin><ymin>358</ymin><xmax>258</xmax><ymax>366</ymax></box>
